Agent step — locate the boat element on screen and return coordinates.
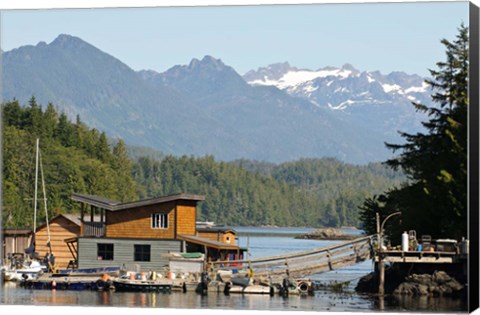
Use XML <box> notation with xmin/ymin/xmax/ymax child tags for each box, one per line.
<box><xmin>53</xmin><ymin>266</ymin><xmax>121</xmax><ymax>277</ymax></box>
<box><xmin>112</xmin><ymin>277</ymin><xmax>174</xmax><ymax>292</ymax></box>
<box><xmin>227</xmin><ymin>284</ymin><xmax>274</xmax><ymax>295</ymax></box>
<box><xmin>3</xmin><ymin>260</ymin><xmax>47</xmax><ymax>281</ymax></box>
<box><xmin>230</xmin><ymin>275</ymin><xmax>253</xmax><ymax>287</ymax></box>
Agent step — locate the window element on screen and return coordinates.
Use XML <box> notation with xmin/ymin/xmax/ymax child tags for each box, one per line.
<box><xmin>97</xmin><ymin>243</ymin><xmax>114</xmax><ymax>260</ymax></box>
<box><xmin>151</xmin><ymin>213</ymin><xmax>168</xmax><ymax>229</ymax></box>
<box><xmin>134</xmin><ymin>244</ymin><xmax>151</xmax><ymax>262</ymax></box>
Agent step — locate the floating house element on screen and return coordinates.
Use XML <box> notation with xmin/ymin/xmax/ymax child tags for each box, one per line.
<box><xmin>57</xmin><ymin>193</ymin><xmax>246</xmax><ymax>271</ymax></box>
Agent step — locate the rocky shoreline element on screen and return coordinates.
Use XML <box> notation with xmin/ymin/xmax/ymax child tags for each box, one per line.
<box><xmin>355</xmin><ymin>268</ymin><xmax>465</xmax><ymax>297</ymax></box>
<box><xmin>393</xmin><ymin>271</ymin><xmax>464</xmax><ymax>297</ymax></box>
<box><xmin>295</xmin><ymin>227</ymin><xmax>359</xmax><ymax>240</ymax></box>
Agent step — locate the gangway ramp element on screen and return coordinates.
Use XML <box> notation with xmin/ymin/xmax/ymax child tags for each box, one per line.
<box><xmin>208</xmin><ymin>235</ymin><xmax>375</xmax><ymax>281</ymax></box>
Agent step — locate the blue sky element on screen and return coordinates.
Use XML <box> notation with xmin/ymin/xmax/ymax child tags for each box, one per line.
<box><xmin>1</xmin><ymin>1</ymin><xmax>469</xmax><ymax>76</ymax></box>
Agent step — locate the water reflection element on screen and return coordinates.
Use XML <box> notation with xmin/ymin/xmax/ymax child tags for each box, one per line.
<box><xmin>1</xmin><ymin>282</ymin><xmax>468</xmax><ymax>312</ymax></box>
<box><xmin>392</xmin><ymin>294</ymin><xmax>467</xmax><ymax>312</ymax></box>
<box><xmin>0</xmin><ymin>229</ymin><xmax>469</xmax><ymax>312</ymax></box>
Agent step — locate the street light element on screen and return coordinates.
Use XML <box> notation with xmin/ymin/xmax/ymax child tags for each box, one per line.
<box><xmin>376</xmin><ymin>211</ymin><xmax>401</xmax><ymax>296</ymax></box>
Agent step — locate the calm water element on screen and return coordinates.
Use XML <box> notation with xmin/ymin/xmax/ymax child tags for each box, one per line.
<box><xmin>0</xmin><ymin>227</ymin><xmax>467</xmax><ymax>313</ymax></box>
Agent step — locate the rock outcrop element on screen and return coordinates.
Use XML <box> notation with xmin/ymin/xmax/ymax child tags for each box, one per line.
<box><xmin>295</xmin><ymin>228</ymin><xmax>358</xmax><ymax>240</ymax></box>
<box><xmin>393</xmin><ymin>271</ymin><xmax>464</xmax><ymax>297</ymax></box>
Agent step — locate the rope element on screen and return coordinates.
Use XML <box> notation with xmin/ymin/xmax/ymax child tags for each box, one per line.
<box><xmin>39</xmin><ymin>149</ymin><xmax>52</xmax><ymax>252</ymax></box>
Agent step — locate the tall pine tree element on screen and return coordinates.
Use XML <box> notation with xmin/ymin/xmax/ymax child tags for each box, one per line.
<box><xmin>359</xmin><ymin>24</ymin><xmax>469</xmax><ymax>241</ymax></box>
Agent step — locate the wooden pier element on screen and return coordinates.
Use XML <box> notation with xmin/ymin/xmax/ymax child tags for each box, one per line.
<box><xmin>375</xmin><ymin>250</ymin><xmax>463</xmax><ymax>264</ymax></box>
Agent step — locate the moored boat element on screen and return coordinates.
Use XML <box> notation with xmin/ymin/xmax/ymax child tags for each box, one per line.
<box><xmin>230</xmin><ymin>275</ymin><xmax>253</xmax><ymax>287</ymax></box>
<box><xmin>112</xmin><ymin>277</ymin><xmax>174</xmax><ymax>292</ymax></box>
<box><xmin>3</xmin><ymin>260</ymin><xmax>47</xmax><ymax>282</ymax></box>
<box><xmin>53</xmin><ymin>266</ymin><xmax>120</xmax><ymax>277</ymax></box>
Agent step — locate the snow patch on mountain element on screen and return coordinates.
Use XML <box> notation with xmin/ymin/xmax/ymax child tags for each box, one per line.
<box><xmin>244</xmin><ymin>62</ymin><xmax>430</xmax><ymax>114</ymax></box>
<box><xmin>249</xmin><ymin>68</ymin><xmax>355</xmax><ymax>90</ymax></box>
<box><xmin>405</xmin><ymin>82</ymin><xmax>429</xmax><ymax>93</ymax></box>
<box><xmin>382</xmin><ymin>83</ymin><xmax>402</xmax><ymax>93</ymax></box>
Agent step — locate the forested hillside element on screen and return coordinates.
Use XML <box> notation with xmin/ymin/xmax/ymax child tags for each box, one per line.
<box><xmin>2</xmin><ymin>98</ymin><xmax>138</xmax><ymax>227</ymax></box>
<box><xmin>133</xmin><ymin>156</ymin><xmax>405</xmax><ymax>227</ymax></box>
<box><xmin>2</xmin><ymin>98</ymin><xmax>405</xmax><ymax>229</ymax></box>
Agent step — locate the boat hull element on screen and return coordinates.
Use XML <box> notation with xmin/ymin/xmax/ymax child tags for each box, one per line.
<box><xmin>112</xmin><ymin>279</ymin><xmax>173</xmax><ymax>293</ymax></box>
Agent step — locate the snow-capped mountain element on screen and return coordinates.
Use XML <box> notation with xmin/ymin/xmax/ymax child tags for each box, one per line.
<box><xmin>3</xmin><ymin>34</ymin><xmax>435</xmax><ymax>164</ymax></box>
<box><xmin>243</xmin><ymin>63</ymin><xmax>431</xmax><ymax>111</ymax></box>
<box><xmin>244</xmin><ymin>62</ymin><xmax>432</xmax><ymax>143</ymax></box>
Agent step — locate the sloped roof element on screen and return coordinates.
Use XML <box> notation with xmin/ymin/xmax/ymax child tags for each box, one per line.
<box><xmin>36</xmin><ymin>213</ymin><xmax>101</xmax><ymax>231</ymax></box>
<box><xmin>71</xmin><ymin>193</ymin><xmax>205</xmax><ymax>211</ymax></box>
<box><xmin>196</xmin><ymin>227</ymin><xmax>237</xmax><ymax>234</ymax></box>
<box><xmin>177</xmin><ymin>234</ymin><xmax>240</xmax><ymax>250</ymax></box>
<box><xmin>1</xmin><ymin>228</ymin><xmax>32</xmax><ymax>236</ymax></box>
<box><xmin>59</xmin><ymin>214</ymin><xmax>83</xmax><ymax>226</ymax></box>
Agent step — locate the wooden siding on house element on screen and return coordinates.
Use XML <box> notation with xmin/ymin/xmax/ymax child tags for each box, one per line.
<box><xmin>105</xmin><ymin>200</ymin><xmax>198</xmax><ymax>240</ymax></box>
<box><xmin>176</xmin><ymin>201</ymin><xmax>197</xmax><ymax>236</ymax></box>
<box><xmin>77</xmin><ymin>238</ymin><xmax>182</xmax><ymax>270</ymax></box>
<box><xmin>2</xmin><ymin>230</ymin><xmax>31</xmax><ymax>259</ymax></box>
<box><xmin>35</xmin><ymin>216</ymin><xmax>81</xmax><ymax>269</ymax></box>
<box><xmin>106</xmin><ymin>202</ymin><xmax>176</xmax><ymax>239</ymax></box>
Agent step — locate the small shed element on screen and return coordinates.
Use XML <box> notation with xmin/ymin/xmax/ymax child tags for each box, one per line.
<box><xmin>177</xmin><ymin>234</ymin><xmax>246</xmax><ymax>263</ymax></box>
<box><xmin>2</xmin><ymin>228</ymin><xmax>32</xmax><ymax>261</ymax></box>
<box><xmin>34</xmin><ymin>214</ymin><xmax>86</xmax><ymax>269</ymax></box>
<box><xmin>196</xmin><ymin>227</ymin><xmax>237</xmax><ymax>245</ymax></box>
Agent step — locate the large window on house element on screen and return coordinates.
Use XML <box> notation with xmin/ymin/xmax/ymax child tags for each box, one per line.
<box><xmin>134</xmin><ymin>244</ymin><xmax>151</xmax><ymax>262</ymax></box>
<box><xmin>151</xmin><ymin>213</ymin><xmax>168</xmax><ymax>229</ymax></box>
<box><xmin>97</xmin><ymin>243</ymin><xmax>114</xmax><ymax>260</ymax></box>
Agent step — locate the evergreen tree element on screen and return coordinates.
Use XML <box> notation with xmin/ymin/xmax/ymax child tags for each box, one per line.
<box><xmin>359</xmin><ymin>25</ymin><xmax>469</xmax><ymax>241</ymax></box>
<box><xmin>55</xmin><ymin>112</ymin><xmax>76</xmax><ymax>147</ymax></box>
<box><xmin>27</xmin><ymin>96</ymin><xmax>42</xmax><ymax>137</ymax></box>
<box><xmin>42</xmin><ymin>103</ymin><xmax>59</xmax><ymax>141</ymax></box>
<box><xmin>96</xmin><ymin>132</ymin><xmax>112</xmax><ymax>163</ymax></box>
<box><xmin>112</xmin><ymin>139</ymin><xmax>138</xmax><ymax>201</ymax></box>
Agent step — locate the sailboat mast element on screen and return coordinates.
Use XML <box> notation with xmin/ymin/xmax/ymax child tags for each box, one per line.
<box><xmin>33</xmin><ymin>138</ymin><xmax>40</xmax><ymax>234</ymax></box>
<box><xmin>39</xmin><ymin>149</ymin><xmax>52</xmax><ymax>253</ymax></box>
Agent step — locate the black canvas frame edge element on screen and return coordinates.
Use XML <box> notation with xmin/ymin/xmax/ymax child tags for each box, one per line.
<box><xmin>469</xmin><ymin>1</ymin><xmax>480</xmax><ymax>313</ymax></box>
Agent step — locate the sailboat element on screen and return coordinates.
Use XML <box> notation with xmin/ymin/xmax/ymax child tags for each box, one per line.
<box><xmin>3</xmin><ymin>139</ymin><xmax>51</xmax><ymax>281</ymax></box>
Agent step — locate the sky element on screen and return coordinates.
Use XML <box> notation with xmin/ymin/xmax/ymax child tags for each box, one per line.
<box><xmin>0</xmin><ymin>1</ymin><xmax>470</xmax><ymax>77</ymax></box>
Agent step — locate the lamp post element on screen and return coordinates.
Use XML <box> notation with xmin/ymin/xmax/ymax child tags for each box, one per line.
<box><xmin>376</xmin><ymin>211</ymin><xmax>401</xmax><ymax>296</ymax></box>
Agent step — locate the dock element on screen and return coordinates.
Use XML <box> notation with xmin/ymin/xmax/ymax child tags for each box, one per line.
<box><xmin>375</xmin><ymin>250</ymin><xmax>464</xmax><ymax>264</ymax></box>
<box><xmin>23</xmin><ymin>273</ymin><xmax>105</xmax><ymax>290</ymax></box>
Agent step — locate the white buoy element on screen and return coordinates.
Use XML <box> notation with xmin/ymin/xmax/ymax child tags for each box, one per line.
<box><xmin>401</xmin><ymin>231</ymin><xmax>409</xmax><ymax>251</ymax></box>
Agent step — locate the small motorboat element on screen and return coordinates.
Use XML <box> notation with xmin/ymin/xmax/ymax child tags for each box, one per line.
<box><xmin>111</xmin><ymin>272</ymin><xmax>174</xmax><ymax>292</ymax></box>
<box><xmin>230</xmin><ymin>275</ymin><xmax>253</xmax><ymax>288</ymax></box>
<box><xmin>3</xmin><ymin>260</ymin><xmax>47</xmax><ymax>282</ymax></box>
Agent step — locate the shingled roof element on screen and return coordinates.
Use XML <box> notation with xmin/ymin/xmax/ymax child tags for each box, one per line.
<box><xmin>71</xmin><ymin>193</ymin><xmax>205</xmax><ymax>211</ymax></box>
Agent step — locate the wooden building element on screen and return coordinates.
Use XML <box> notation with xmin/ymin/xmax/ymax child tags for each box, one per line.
<box><xmin>34</xmin><ymin>214</ymin><xmax>86</xmax><ymax>269</ymax></box>
<box><xmin>65</xmin><ymin>193</ymin><xmax>245</xmax><ymax>271</ymax></box>
<box><xmin>196</xmin><ymin>227</ymin><xmax>237</xmax><ymax>246</ymax></box>
<box><xmin>2</xmin><ymin>228</ymin><xmax>32</xmax><ymax>261</ymax></box>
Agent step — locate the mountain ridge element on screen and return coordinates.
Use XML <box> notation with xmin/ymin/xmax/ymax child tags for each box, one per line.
<box><xmin>2</xmin><ymin>34</ymin><xmax>431</xmax><ymax>164</ymax></box>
